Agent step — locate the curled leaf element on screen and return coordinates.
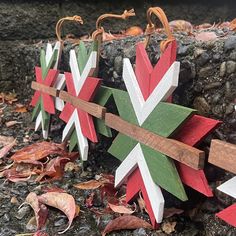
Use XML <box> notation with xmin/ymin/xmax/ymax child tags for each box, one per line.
<box><xmin>20</xmin><ymin>192</ymin><xmax>48</xmax><ymax>230</ymax></box>
<box><xmin>108</xmin><ymin>202</ymin><xmax>136</xmax><ymax>214</ymax></box>
<box><xmin>161</xmin><ymin>221</ymin><xmax>177</xmax><ymax>234</ymax></box>
<box><xmin>38</xmin><ymin>192</ymin><xmax>77</xmax><ymax>234</ymax></box>
<box><xmin>0</xmin><ymin>139</ymin><xmax>16</xmax><ymax>159</ymax></box>
<box><xmin>102</xmin><ymin>215</ymin><xmax>152</xmax><ymax>236</ymax></box>
<box><xmin>36</xmin><ymin>157</ymin><xmax>69</xmax><ymax>182</ymax></box>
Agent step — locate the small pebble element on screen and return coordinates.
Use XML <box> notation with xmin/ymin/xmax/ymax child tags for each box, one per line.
<box><xmin>15</xmin><ymin>205</ymin><xmax>31</xmax><ymax>219</ymax></box>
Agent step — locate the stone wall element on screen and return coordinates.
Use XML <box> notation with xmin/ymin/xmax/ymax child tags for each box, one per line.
<box><xmin>2</xmin><ymin>32</ymin><xmax>235</xmax><ymax>144</ymax></box>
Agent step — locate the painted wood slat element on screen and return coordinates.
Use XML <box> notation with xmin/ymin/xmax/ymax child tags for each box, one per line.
<box><xmin>135</xmin><ymin>43</ymin><xmax>153</xmax><ymax>100</ymax></box>
<box><xmin>115</xmin><ymin>143</ymin><xmax>165</xmax><ymax>225</ymax></box>
<box><xmin>126</xmin><ymin>168</ymin><xmax>160</xmax><ymax>228</ymax></box>
<box><xmin>217</xmin><ymin>176</ymin><xmax>236</xmax><ymax>199</ymax></box>
<box><xmin>216</xmin><ymin>204</ymin><xmax>236</xmax><ymax>227</ymax></box>
<box><xmin>175</xmin><ymin>115</ymin><xmax>221</xmax><ymax>196</ymax></box>
<box><xmin>123</xmin><ymin>58</ymin><xmax>180</xmax><ymax>125</ymax></box>
<box><xmin>150</xmin><ymin>41</ymin><xmax>177</xmax><ymax>94</ymax></box>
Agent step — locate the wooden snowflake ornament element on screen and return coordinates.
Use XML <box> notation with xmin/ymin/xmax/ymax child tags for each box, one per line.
<box><xmin>31</xmin><ymin>42</ymin><xmax>62</xmax><ymax>138</ymax></box>
<box><xmin>59</xmin><ymin>41</ymin><xmax>101</xmax><ymax>160</ymax></box>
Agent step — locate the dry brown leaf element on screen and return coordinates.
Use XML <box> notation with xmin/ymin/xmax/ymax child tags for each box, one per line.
<box><xmin>0</xmin><ymin>92</ymin><xmax>17</xmax><ymax>104</ymax></box>
<box><xmin>14</xmin><ymin>105</ymin><xmax>28</xmax><ymax>113</ymax></box>
<box><xmin>35</xmin><ymin>157</ymin><xmax>70</xmax><ymax>182</ymax></box>
<box><xmin>125</xmin><ymin>26</ymin><xmax>143</xmax><ymax>36</ymax></box>
<box><xmin>5</xmin><ymin>120</ymin><xmax>22</xmax><ymax>127</ymax></box>
<box><xmin>169</xmin><ymin>20</ymin><xmax>193</xmax><ymax>33</ymax></box>
<box><xmin>0</xmin><ymin>139</ymin><xmax>16</xmax><ymax>159</ymax></box>
<box><xmin>163</xmin><ymin>207</ymin><xmax>184</xmax><ymax>218</ymax></box>
<box><xmin>11</xmin><ymin>141</ymin><xmax>67</xmax><ymax>163</ymax></box>
<box><xmin>108</xmin><ymin>203</ymin><xmax>135</xmax><ymax>214</ymax></box>
<box><xmin>74</xmin><ymin>179</ymin><xmax>103</xmax><ymax>190</ymax></box>
<box><xmin>38</xmin><ymin>192</ymin><xmax>78</xmax><ymax>234</ymax></box>
<box><xmin>230</xmin><ymin>18</ymin><xmax>236</xmax><ymax>31</ymax></box>
<box><xmin>64</xmin><ymin>161</ymin><xmax>80</xmax><ymax>172</ymax></box>
<box><xmin>0</xmin><ymin>135</ymin><xmax>15</xmax><ymax>146</ymax></box>
<box><xmin>21</xmin><ymin>192</ymin><xmax>48</xmax><ymax>230</ymax></box>
<box><xmin>137</xmin><ymin>191</ymin><xmax>147</xmax><ymax>214</ymax></box>
<box><xmin>195</xmin><ymin>32</ymin><xmax>218</xmax><ymax>42</ymax></box>
<box><xmin>161</xmin><ymin>221</ymin><xmax>177</xmax><ymax>234</ymax></box>
<box><xmin>102</xmin><ymin>215</ymin><xmax>152</xmax><ymax>236</ymax></box>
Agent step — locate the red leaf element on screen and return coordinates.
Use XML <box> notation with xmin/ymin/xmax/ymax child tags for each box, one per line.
<box><xmin>85</xmin><ymin>192</ymin><xmax>95</xmax><ymax>208</ymax></box>
<box><xmin>35</xmin><ymin>157</ymin><xmax>69</xmax><ymax>182</ymax></box>
<box><xmin>21</xmin><ymin>192</ymin><xmax>48</xmax><ymax>230</ymax></box>
<box><xmin>102</xmin><ymin>215</ymin><xmax>152</xmax><ymax>236</ymax></box>
<box><xmin>38</xmin><ymin>192</ymin><xmax>77</xmax><ymax>234</ymax></box>
<box><xmin>3</xmin><ymin>167</ymin><xmax>34</xmax><ymax>182</ymax></box>
<box><xmin>11</xmin><ymin>141</ymin><xmax>67</xmax><ymax>163</ymax></box>
<box><xmin>36</xmin><ymin>152</ymin><xmax>78</xmax><ymax>182</ymax></box>
<box><xmin>0</xmin><ymin>139</ymin><xmax>16</xmax><ymax>159</ymax></box>
<box><xmin>33</xmin><ymin>231</ymin><xmax>49</xmax><ymax>236</ymax></box>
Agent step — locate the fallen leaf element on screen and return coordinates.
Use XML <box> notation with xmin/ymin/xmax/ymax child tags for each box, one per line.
<box><xmin>0</xmin><ymin>135</ymin><xmax>15</xmax><ymax>146</ymax></box>
<box><xmin>125</xmin><ymin>26</ymin><xmax>143</xmax><ymax>36</ymax></box>
<box><xmin>38</xmin><ymin>192</ymin><xmax>78</xmax><ymax>234</ymax></box>
<box><xmin>195</xmin><ymin>32</ymin><xmax>218</xmax><ymax>42</ymax></box>
<box><xmin>11</xmin><ymin>141</ymin><xmax>67</xmax><ymax>163</ymax></box>
<box><xmin>102</xmin><ymin>215</ymin><xmax>152</xmax><ymax>236</ymax></box>
<box><xmin>164</xmin><ymin>207</ymin><xmax>184</xmax><ymax>218</ymax></box>
<box><xmin>74</xmin><ymin>179</ymin><xmax>103</xmax><ymax>190</ymax></box>
<box><xmin>0</xmin><ymin>139</ymin><xmax>16</xmax><ymax>158</ymax></box>
<box><xmin>108</xmin><ymin>202</ymin><xmax>136</xmax><ymax>214</ymax></box>
<box><xmin>0</xmin><ymin>92</ymin><xmax>17</xmax><ymax>104</ymax></box>
<box><xmin>35</xmin><ymin>157</ymin><xmax>70</xmax><ymax>182</ymax></box>
<box><xmin>2</xmin><ymin>166</ymin><xmax>36</xmax><ymax>182</ymax></box>
<box><xmin>14</xmin><ymin>106</ymin><xmax>28</xmax><ymax>113</ymax></box>
<box><xmin>64</xmin><ymin>162</ymin><xmax>80</xmax><ymax>172</ymax></box>
<box><xmin>5</xmin><ymin>120</ymin><xmax>22</xmax><ymax>127</ymax></box>
<box><xmin>137</xmin><ymin>191</ymin><xmax>147</xmax><ymax>214</ymax></box>
<box><xmin>85</xmin><ymin>192</ymin><xmax>95</xmax><ymax>208</ymax></box>
<box><xmin>230</xmin><ymin>18</ymin><xmax>236</xmax><ymax>31</ymax></box>
<box><xmin>169</xmin><ymin>20</ymin><xmax>193</xmax><ymax>33</ymax></box>
<box><xmin>21</xmin><ymin>192</ymin><xmax>48</xmax><ymax>230</ymax></box>
<box><xmin>161</xmin><ymin>221</ymin><xmax>177</xmax><ymax>234</ymax></box>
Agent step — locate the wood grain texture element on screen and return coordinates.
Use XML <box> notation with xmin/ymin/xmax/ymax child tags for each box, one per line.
<box><xmin>59</xmin><ymin>91</ymin><xmax>106</xmax><ymax>120</ymax></box>
<box><xmin>31</xmin><ymin>81</ymin><xmax>58</xmax><ymax>97</ymax></box>
<box><xmin>209</xmin><ymin>139</ymin><xmax>236</xmax><ymax>174</ymax></box>
<box><xmin>106</xmin><ymin>112</ymin><xmax>205</xmax><ymax>170</ymax></box>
